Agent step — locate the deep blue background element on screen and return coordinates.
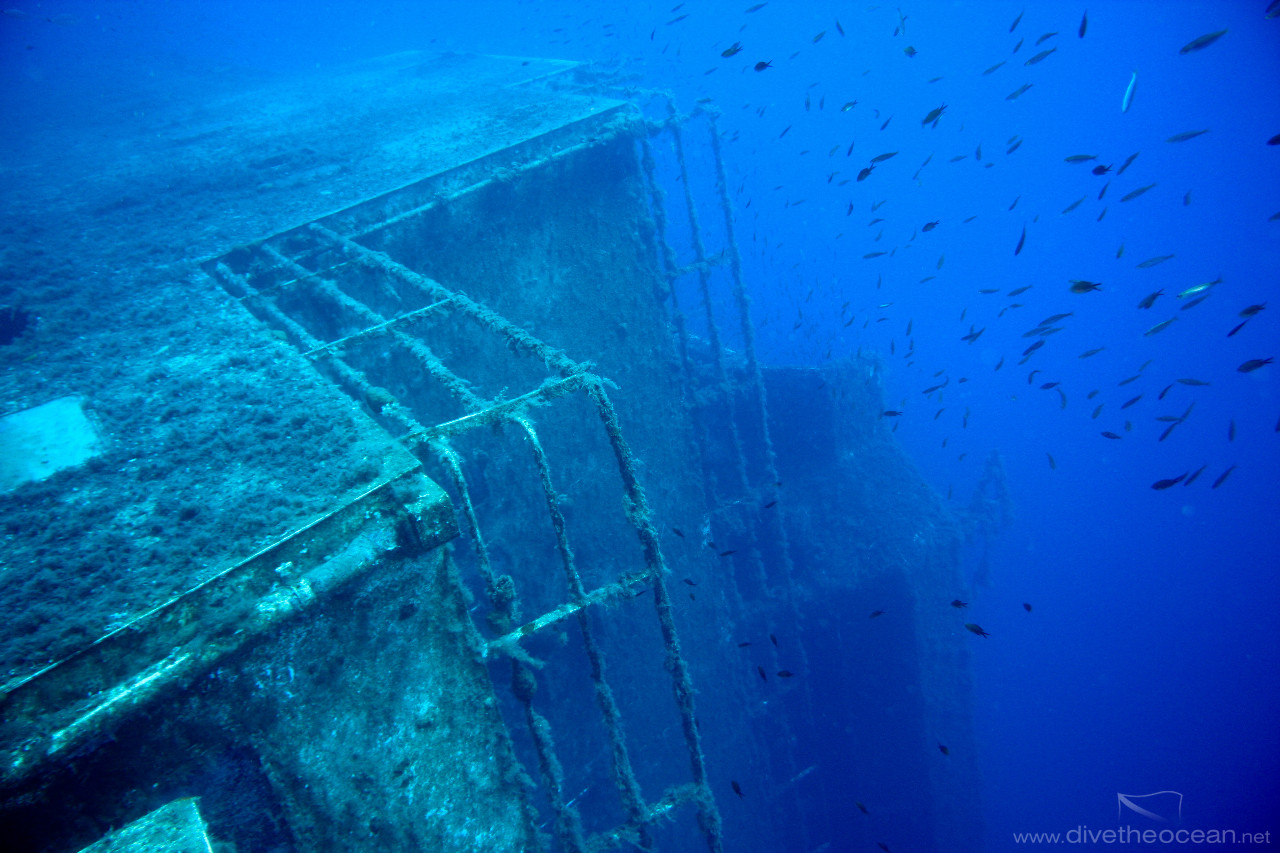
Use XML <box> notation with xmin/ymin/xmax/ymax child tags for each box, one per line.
<box><xmin>4</xmin><ymin>0</ymin><xmax>1277</xmax><ymax>847</ymax></box>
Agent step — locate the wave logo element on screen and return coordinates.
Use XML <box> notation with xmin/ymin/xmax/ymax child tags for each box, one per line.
<box><xmin>1117</xmin><ymin>791</ymin><xmax>1183</xmax><ymax>822</ymax></box>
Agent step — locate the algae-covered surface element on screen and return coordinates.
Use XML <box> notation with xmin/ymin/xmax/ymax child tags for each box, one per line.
<box><xmin>0</xmin><ymin>51</ymin><xmax>608</xmax><ymax>686</ymax></box>
<box><xmin>0</xmin><ymin>45</ymin><xmax>987</xmax><ymax>853</ymax></box>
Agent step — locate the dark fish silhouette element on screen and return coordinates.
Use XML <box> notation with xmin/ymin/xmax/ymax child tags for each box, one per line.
<box><xmin>1121</xmin><ymin>183</ymin><xmax>1157</xmax><ymax>202</ymax></box>
<box><xmin>1179</xmin><ymin>30</ymin><xmax>1227</xmax><ymax>54</ymax></box>
<box><xmin>1152</xmin><ymin>473</ymin><xmax>1188</xmax><ymax>490</ymax></box>
<box><xmin>1116</xmin><ymin>152</ymin><xmax>1140</xmax><ymax>175</ymax></box>
<box><xmin>1183</xmin><ymin>465</ymin><xmax>1208</xmax><ymax>486</ymax></box>
<box><xmin>1025</xmin><ymin>47</ymin><xmax>1057</xmax><ymax>65</ymax></box>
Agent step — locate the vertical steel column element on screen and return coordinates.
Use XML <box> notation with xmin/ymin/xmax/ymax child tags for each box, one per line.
<box><xmin>512</xmin><ymin>662</ymin><xmax>588</xmax><ymax>853</ymax></box>
<box><xmin>635</xmin><ymin>134</ymin><xmax>736</xmax><ymax>612</ymax></box>
<box><xmin>659</xmin><ymin>102</ymin><xmax>776</xmax><ymax>641</ymax></box>
<box><xmin>430</xmin><ymin>439</ymin><xmax>516</xmax><ymax>626</ymax></box>
<box><xmin>582</xmin><ymin>377</ymin><xmax>724</xmax><ymax>853</ymax></box>
<box><xmin>664</xmin><ymin>100</ymin><xmax>751</xmax><ymax>501</ymax></box>
<box><xmin>515</xmin><ymin>415</ymin><xmax>653</xmax><ymax>849</ymax></box>
<box><xmin>704</xmin><ymin>111</ymin><xmax>810</xmax><ymax>674</ymax></box>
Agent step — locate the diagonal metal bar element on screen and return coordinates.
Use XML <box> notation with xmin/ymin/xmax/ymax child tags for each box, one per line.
<box><xmin>309</xmin><ymin>223</ymin><xmax>588</xmax><ymax>378</ymax></box>
<box><xmin>301</xmin><ymin>297</ymin><xmax>453</xmax><ymax>357</ymax></box>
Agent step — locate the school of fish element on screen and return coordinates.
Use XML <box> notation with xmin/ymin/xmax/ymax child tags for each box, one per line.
<box><xmin>663</xmin><ymin>3</ymin><xmax>1276</xmax><ymax>496</ymax></box>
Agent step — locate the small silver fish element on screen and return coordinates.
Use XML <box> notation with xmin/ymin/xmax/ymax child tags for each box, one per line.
<box><xmin>1122</xmin><ymin>71</ymin><xmax>1137</xmax><ymax>113</ymax></box>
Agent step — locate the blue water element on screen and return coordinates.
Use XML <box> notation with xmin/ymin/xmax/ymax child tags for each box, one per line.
<box><xmin>5</xmin><ymin>0</ymin><xmax>1277</xmax><ymax>848</ymax></box>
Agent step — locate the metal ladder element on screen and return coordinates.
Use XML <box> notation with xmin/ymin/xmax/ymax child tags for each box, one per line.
<box><xmin>200</xmin><ymin>186</ymin><xmax>725</xmax><ymax>851</ymax></box>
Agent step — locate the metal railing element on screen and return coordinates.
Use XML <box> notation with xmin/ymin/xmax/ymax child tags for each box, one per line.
<box><xmin>201</xmin><ymin>187</ymin><xmax>726</xmax><ymax>851</ymax></box>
